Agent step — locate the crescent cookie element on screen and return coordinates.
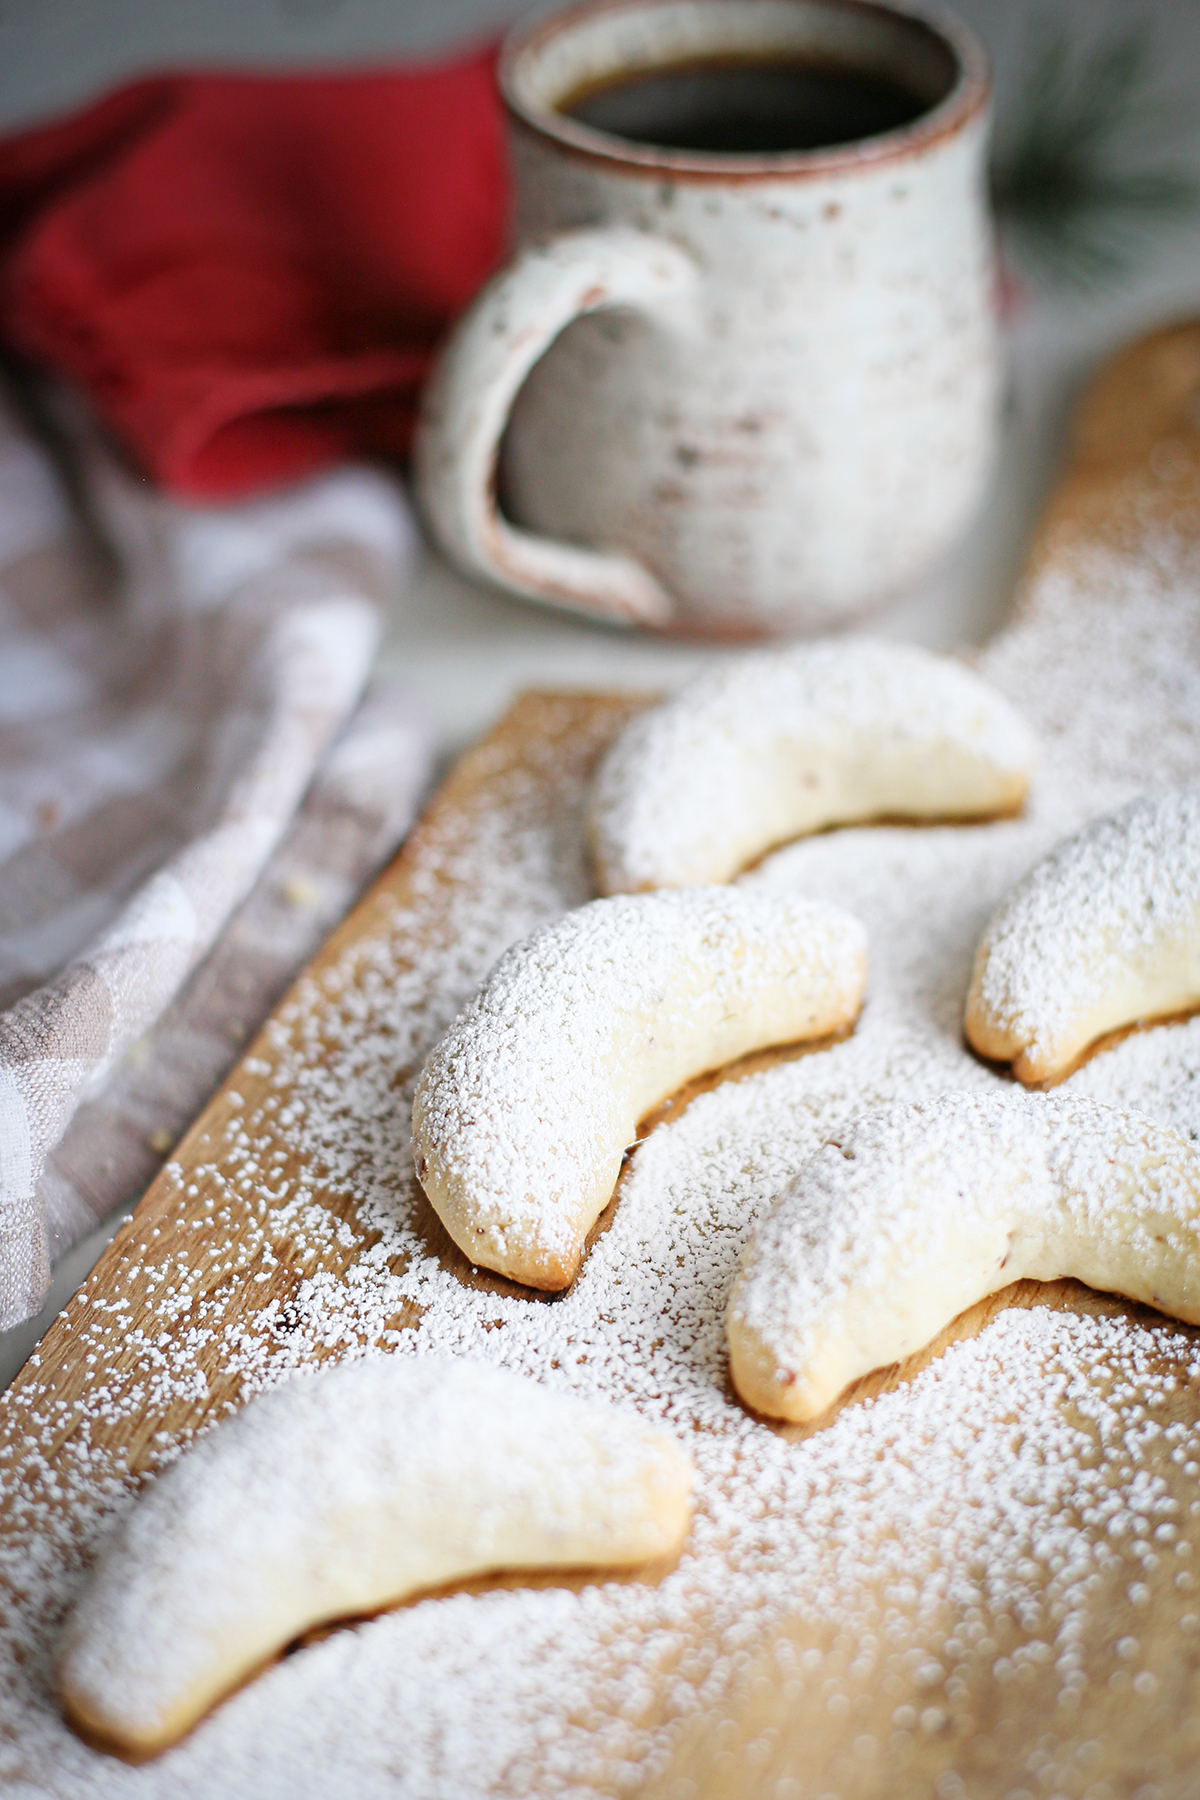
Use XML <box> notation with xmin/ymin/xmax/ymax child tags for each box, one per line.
<box><xmin>411</xmin><ymin>888</ymin><xmax>867</xmax><ymax>1290</ymax></box>
<box><xmin>588</xmin><ymin>640</ymin><xmax>1035</xmax><ymax>893</ymax></box>
<box><xmin>965</xmin><ymin>788</ymin><xmax>1200</xmax><ymax>1084</ymax></box>
<box><xmin>59</xmin><ymin>1359</ymin><xmax>693</xmax><ymax>1758</ymax></box>
<box><xmin>727</xmin><ymin>1090</ymin><xmax>1200</xmax><ymax>1424</ymax></box>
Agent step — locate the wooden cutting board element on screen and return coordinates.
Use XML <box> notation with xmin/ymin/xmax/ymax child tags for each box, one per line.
<box><xmin>3</xmin><ymin>320</ymin><xmax>1200</xmax><ymax>1799</ymax></box>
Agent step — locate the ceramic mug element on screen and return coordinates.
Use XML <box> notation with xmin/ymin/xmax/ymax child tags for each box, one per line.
<box><xmin>415</xmin><ymin>0</ymin><xmax>996</xmax><ymax>637</ymax></box>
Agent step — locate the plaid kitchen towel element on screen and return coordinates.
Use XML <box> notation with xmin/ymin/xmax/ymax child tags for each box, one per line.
<box><xmin>0</xmin><ymin>390</ymin><xmax>434</xmax><ymax>1328</ymax></box>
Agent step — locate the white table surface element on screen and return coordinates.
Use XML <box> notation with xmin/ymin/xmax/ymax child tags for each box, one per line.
<box><xmin>1</xmin><ymin>0</ymin><xmax>1199</xmax><ymax>1385</ymax></box>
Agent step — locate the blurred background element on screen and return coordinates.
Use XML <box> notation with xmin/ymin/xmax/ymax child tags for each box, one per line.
<box><xmin>2</xmin><ymin>0</ymin><xmax>1199</xmax><ymax>703</ymax></box>
<box><xmin>0</xmin><ymin>0</ymin><xmax>1197</xmax><ymax>137</ymax></box>
<box><xmin>2</xmin><ymin>0</ymin><xmax>1196</xmax><ymax>673</ymax></box>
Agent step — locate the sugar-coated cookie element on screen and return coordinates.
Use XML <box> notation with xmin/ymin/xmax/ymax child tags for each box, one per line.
<box><xmin>412</xmin><ymin>888</ymin><xmax>867</xmax><ymax>1290</ymax></box>
<box><xmin>589</xmin><ymin>641</ymin><xmax>1035</xmax><ymax>893</ymax></box>
<box><xmin>966</xmin><ymin>788</ymin><xmax>1200</xmax><ymax>1084</ymax></box>
<box><xmin>727</xmin><ymin>1091</ymin><xmax>1200</xmax><ymax>1423</ymax></box>
<box><xmin>60</xmin><ymin>1359</ymin><xmax>693</xmax><ymax>1757</ymax></box>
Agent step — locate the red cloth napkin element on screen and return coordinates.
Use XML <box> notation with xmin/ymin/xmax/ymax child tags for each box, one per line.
<box><xmin>0</xmin><ymin>53</ymin><xmax>509</xmax><ymax>498</ymax></box>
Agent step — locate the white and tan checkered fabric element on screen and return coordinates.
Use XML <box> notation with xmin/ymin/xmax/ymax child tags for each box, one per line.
<box><xmin>0</xmin><ymin>394</ymin><xmax>434</xmax><ymax>1328</ymax></box>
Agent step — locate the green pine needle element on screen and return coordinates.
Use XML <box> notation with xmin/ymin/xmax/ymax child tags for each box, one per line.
<box><xmin>990</xmin><ymin>22</ymin><xmax>1200</xmax><ymax>294</ymax></box>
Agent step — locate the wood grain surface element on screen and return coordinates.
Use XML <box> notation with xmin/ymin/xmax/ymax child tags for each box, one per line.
<box><xmin>645</xmin><ymin>317</ymin><xmax>1200</xmax><ymax>1800</ymax></box>
<box><xmin>3</xmin><ymin>320</ymin><xmax>1200</xmax><ymax>1797</ymax></box>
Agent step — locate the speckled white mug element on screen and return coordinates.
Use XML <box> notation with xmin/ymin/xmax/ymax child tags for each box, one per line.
<box><xmin>415</xmin><ymin>0</ymin><xmax>996</xmax><ymax>637</ymax></box>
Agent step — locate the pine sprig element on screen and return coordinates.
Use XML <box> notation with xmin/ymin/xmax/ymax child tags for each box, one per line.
<box><xmin>990</xmin><ymin>23</ymin><xmax>1200</xmax><ymax>293</ymax></box>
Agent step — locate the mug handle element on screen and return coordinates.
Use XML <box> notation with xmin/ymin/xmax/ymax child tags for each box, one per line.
<box><xmin>414</xmin><ymin>227</ymin><xmax>698</xmax><ymax>629</ymax></box>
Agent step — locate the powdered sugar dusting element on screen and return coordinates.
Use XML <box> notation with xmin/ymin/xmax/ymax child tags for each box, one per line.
<box><xmin>62</xmin><ymin>1359</ymin><xmax>692</xmax><ymax>1751</ymax></box>
<box><xmin>1064</xmin><ymin>1012</ymin><xmax>1200</xmax><ymax>1139</ymax></box>
<box><xmin>967</xmin><ymin>787</ymin><xmax>1200</xmax><ymax>1077</ymax></box>
<box><xmin>588</xmin><ymin>639</ymin><xmax>1035</xmax><ymax>892</ymax></box>
<box><xmin>729</xmin><ymin>1089</ymin><xmax>1200</xmax><ymax>1419</ymax></box>
<box><xmin>411</xmin><ymin>888</ymin><xmax>865</xmax><ymax>1284</ymax></box>
<box><xmin>3</xmin><ymin>514</ymin><xmax>1200</xmax><ymax>1793</ymax></box>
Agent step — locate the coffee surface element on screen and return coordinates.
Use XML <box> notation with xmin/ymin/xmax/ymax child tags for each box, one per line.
<box><xmin>561</xmin><ymin>56</ymin><xmax>927</xmax><ymax>154</ymax></box>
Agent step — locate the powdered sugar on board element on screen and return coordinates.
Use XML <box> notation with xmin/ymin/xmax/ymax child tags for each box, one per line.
<box><xmin>4</xmin><ymin>516</ymin><xmax>1200</xmax><ymax>1796</ymax></box>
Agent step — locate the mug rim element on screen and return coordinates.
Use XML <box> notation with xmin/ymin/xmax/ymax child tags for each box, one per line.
<box><xmin>500</xmin><ymin>0</ymin><xmax>990</xmax><ymax>182</ymax></box>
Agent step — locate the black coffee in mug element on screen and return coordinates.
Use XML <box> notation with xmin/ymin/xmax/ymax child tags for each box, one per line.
<box><xmin>418</xmin><ymin>0</ymin><xmax>991</xmax><ymax>634</ymax></box>
<box><xmin>561</xmin><ymin>55</ymin><xmax>928</xmax><ymax>154</ymax></box>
